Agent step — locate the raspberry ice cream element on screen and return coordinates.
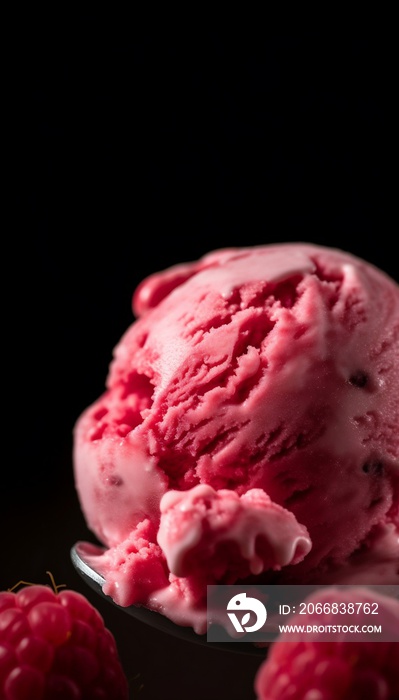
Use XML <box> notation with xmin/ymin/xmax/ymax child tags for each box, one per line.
<box><xmin>73</xmin><ymin>243</ymin><xmax>399</xmax><ymax>632</ymax></box>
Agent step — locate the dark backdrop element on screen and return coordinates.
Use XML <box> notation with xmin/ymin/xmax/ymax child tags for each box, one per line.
<box><xmin>6</xmin><ymin>26</ymin><xmax>394</xmax><ymax>699</ymax></box>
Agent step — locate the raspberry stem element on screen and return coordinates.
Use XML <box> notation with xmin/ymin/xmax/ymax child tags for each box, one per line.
<box><xmin>46</xmin><ymin>570</ymin><xmax>66</xmax><ymax>593</ymax></box>
<box><xmin>7</xmin><ymin>570</ymin><xmax>67</xmax><ymax>593</ymax></box>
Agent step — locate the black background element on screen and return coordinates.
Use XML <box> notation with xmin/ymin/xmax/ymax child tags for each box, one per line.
<box><xmin>6</xmin><ymin>25</ymin><xmax>395</xmax><ymax>699</ymax></box>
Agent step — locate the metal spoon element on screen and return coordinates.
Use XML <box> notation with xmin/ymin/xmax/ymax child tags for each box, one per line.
<box><xmin>70</xmin><ymin>542</ymin><xmax>266</xmax><ymax>656</ymax></box>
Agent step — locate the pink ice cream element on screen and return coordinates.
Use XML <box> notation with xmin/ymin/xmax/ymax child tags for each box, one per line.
<box><xmin>73</xmin><ymin>243</ymin><xmax>399</xmax><ymax>632</ymax></box>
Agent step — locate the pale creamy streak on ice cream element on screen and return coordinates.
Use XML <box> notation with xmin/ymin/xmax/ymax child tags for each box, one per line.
<box><xmin>73</xmin><ymin>243</ymin><xmax>399</xmax><ymax>633</ymax></box>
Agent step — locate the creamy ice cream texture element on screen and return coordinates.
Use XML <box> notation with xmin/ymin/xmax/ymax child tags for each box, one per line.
<box><xmin>73</xmin><ymin>243</ymin><xmax>399</xmax><ymax>633</ymax></box>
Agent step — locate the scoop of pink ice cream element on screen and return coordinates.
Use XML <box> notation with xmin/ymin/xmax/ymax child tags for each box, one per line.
<box><xmin>73</xmin><ymin>243</ymin><xmax>399</xmax><ymax>629</ymax></box>
<box><xmin>254</xmin><ymin>587</ymin><xmax>399</xmax><ymax>700</ymax></box>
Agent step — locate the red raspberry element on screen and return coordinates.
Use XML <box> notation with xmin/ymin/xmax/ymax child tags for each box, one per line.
<box><xmin>254</xmin><ymin>588</ymin><xmax>399</xmax><ymax>700</ymax></box>
<box><xmin>256</xmin><ymin>641</ymin><xmax>399</xmax><ymax>700</ymax></box>
<box><xmin>0</xmin><ymin>584</ymin><xmax>129</xmax><ymax>700</ymax></box>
